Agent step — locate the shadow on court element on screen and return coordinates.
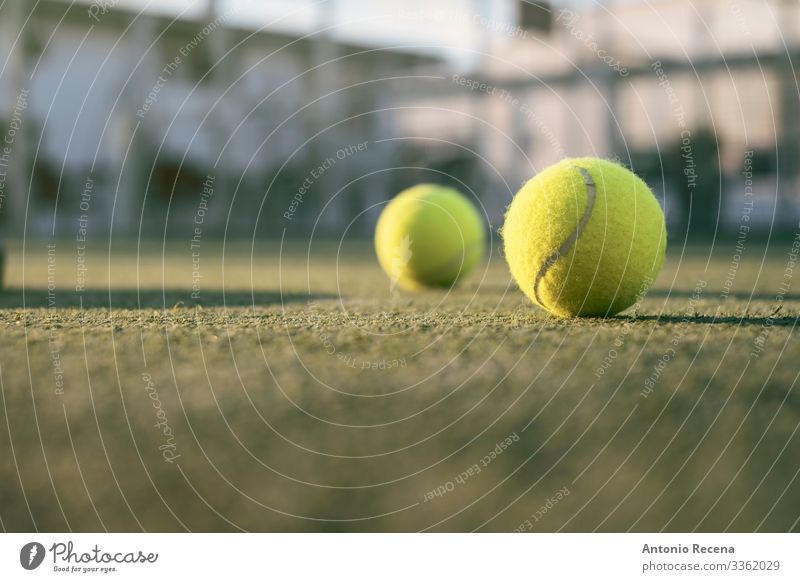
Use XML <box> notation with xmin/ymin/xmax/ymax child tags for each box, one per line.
<box><xmin>0</xmin><ymin>288</ymin><xmax>337</xmax><ymax>309</ymax></box>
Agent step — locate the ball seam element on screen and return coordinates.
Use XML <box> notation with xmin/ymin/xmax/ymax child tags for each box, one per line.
<box><xmin>533</xmin><ymin>165</ymin><xmax>597</xmax><ymax>310</ymax></box>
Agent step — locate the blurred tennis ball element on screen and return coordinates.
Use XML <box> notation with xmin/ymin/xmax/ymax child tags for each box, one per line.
<box><xmin>375</xmin><ymin>184</ymin><xmax>485</xmax><ymax>291</ymax></box>
<box><xmin>502</xmin><ymin>157</ymin><xmax>666</xmax><ymax>317</ymax></box>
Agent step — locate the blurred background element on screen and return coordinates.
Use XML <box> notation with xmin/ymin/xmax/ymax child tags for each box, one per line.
<box><xmin>3</xmin><ymin>0</ymin><xmax>800</xmax><ymax>534</ymax></box>
<box><xmin>1</xmin><ymin>0</ymin><xmax>798</xmax><ymax>242</ymax></box>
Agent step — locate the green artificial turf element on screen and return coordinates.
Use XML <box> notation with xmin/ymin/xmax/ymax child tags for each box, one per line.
<box><xmin>0</xmin><ymin>237</ymin><xmax>798</xmax><ymax>532</ymax></box>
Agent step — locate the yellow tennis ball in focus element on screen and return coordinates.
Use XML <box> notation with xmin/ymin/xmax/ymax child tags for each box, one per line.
<box><xmin>502</xmin><ymin>158</ymin><xmax>666</xmax><ymax>317</ymax></box>
<box><xmin>375</xmin><ymin>184</ymin><xmax>485</xmax><ymax>291</ymax></box>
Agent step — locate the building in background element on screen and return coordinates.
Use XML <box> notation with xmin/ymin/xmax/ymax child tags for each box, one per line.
<box><xmin>394</xmin><ymin>0</ymin><xmax>800</xmax><ymax>237</ymax></box>
<box><xmin>1</xmin><ymin>0</ymin><xmax>798</xmax><ymax>240</ymax></box>
<box><xmin>0</xmin><ymin>0</ymin><xmax>440</xmax><ymax>239</ymax></box>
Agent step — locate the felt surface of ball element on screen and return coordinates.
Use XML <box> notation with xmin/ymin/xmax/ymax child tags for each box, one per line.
<box><xmin>502</xmin><ymin>158</ymin><xmax>666</xmax><ymax>317</ymax></box>
<box><xmin>375</xmin><ymin>184</ymin><xmax>485</xmax><ymax>291</ymax></box>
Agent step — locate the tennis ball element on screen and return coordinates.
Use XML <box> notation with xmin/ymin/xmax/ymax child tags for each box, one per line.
<box><xmin>375</xmin><ymin>184</ymin><xmax>485</xmax><ymax>291</ymax></box>
<box><xmin>502</xmin><ymin>158</ymin><xmax>666</xmax><ymax>317</ymax></box>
